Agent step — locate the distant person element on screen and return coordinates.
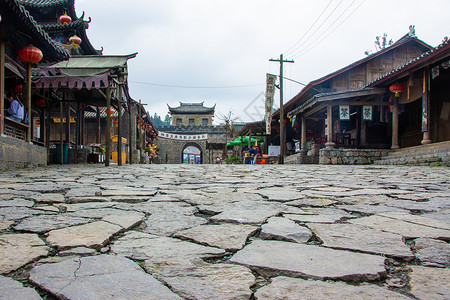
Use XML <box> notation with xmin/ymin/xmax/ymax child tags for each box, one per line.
<box><xmin>6</xmin><ymin>92</ymin><xmax>24</xmax><ymax>122</ymax></box>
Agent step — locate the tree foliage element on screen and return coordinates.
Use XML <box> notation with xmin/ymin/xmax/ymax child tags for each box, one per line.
<box><xmin>150</xmin><ymin>113</ymin><xmax>172</xmax><ymax>127</ymax></box>
<box><xmin>364</xmin><ymin>33</ymin><xmax>393</xmax><ymax>56</ymax></box>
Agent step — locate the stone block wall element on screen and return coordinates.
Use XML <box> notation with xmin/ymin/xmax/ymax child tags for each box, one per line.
<box><xmin>0</xmin><ymin>136</ymin><xmax>47</xmax><ymax>170</ymax></box>
<box><xmin>319</xmin><ymin>148</ymin><xmax>390</xmax><ymax>165</ymax></box>
<box><xmin>154</xmin><ymin>139</ymin><xmax>207</xmax><ymax>164</ymax></box>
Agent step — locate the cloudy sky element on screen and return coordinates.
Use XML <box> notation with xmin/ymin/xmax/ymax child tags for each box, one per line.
<box><xmin>75</xmin><ymin>0</ymin><xmax>449</xmax><ymax>124</ymax></box>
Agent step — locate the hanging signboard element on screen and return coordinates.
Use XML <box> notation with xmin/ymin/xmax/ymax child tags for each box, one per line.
<box><xmin>265</xmin><ymin>73</ymin><xmax>277</xmax><ymax>134</ymax></box>
<box><xmin>362</xmin><ymin>106</ymin><xmax>373</xmax><ymax>121</ymax></box>
<box><xmin>339</xmin><ymin>105</ymin><xmax>350</xmax><ymax>120</ymax></box>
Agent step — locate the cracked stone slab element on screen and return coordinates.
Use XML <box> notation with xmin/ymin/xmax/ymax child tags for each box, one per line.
<box><xmin>111</xmin><ymin>231</ymin><xmax>225</xmax><ymax>261</ymax></box>
<box><xmin>349</xmin><ymin>213</ymin><xmax>450</xmax><ymax>239</ymax></box>
<box><xmin>143</xmin><ymin>213</ymin><xmax>208</xmax><ymax>236</ymax></box>
<box><xmin>256</xmin><ymin>188</ymin><xmax>305</xmax><ymax>202</ymax></box>
<box><xmin>0</xmin><ymin>233</ymin><xmax>50</xmax><ymax>274</ymax></box>
<box><xmin>101</xmin><ymin>188</ymin><xmax>157</xmax><ymax>197</ymax></box>
<box><xmin>32</xmin><ymin>193</ymin><xmax>65</xmax><ymax>204</ymax></box>
<box><xmin>144</xmin><ymin>258</ymin><xmax>255</xmax><ymax>300</ymax></box>
<box><xmin>254</xmin><ymin>276</ymin><xmax>410</xmax><ymax>299</ymax></box>
<box><xmin>173</xmin><ymin>223</ymin><xmax>258</xmax><ymax>250</ymax></box>
<box><xmin>260</xmin><ymin>217</ymin><xmax>312</xmax><ymax>243</ymax></box>
<box><xmin>46</xmin><ymin>221</ymin><xmax>123</xmax><ymax>250</ymax></box>
<box><xmin>0</xmin><ymin>221</ymin><xmax>12</xmax><ymax>231</ymax></box>
<box><xmin>285</xmin><ymin>197</ymin><xmax>338</xmax><ymax>207</ymax></box>
<box><xmin>13</xmin><ymin>215</ymin><xmax>91</xmax><ymax>233</ymax></box>
<box><xmin>0</xmin><ymin>199</ymin><xmax>34</xmax><ymax>207</ymax></box>
<box><xmin>307</xmin><ymin>223</ymin><xmax>414</xmax><ymax>260</ymax></box>
<box><xmin>0</xmin><ymin>206</ymin><xmax>56</xmax><ymax>222</ymax></box>
<box><xmin>210</xmin><ymin>203</ymin><xmax>282</xmax><ymax>225</ymax></box>
<box><xmin>0</xmin><ymin>275</ymin><xmax>42</xmax><ymax>300</ymax></box>
<box><xmin>409</xmin><ymin>266</ymin><xmax>450</xmax><ymax>300</ymax></box>
<box><xmin>101</xmin><ymin>212</ymin><xmax>145</xmax><ymax>229</ymax></box>
<box><xmin>337</xmin><ymin>204</ymin><xmax>408</xmax><ymax>215</ymax></box>
<box><xmin>29</xmin><ymin>255</ymin><xmax>180</xmax><ymax>299</ymax></box>
<box><xmin>414</xmin><ymin>238</ymin><xmax>450</xmax><ymax>267</ymax></box>
<box><xmin>229</xmin><ymin>240</ymin><xmax>386</xmax><ymax>281</ymax></box>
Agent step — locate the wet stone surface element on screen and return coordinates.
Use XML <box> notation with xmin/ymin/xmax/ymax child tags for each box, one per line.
<box><xmin>0</xmin><ymin>164</ymin><xmax>448</xmax><ymax>299</ymax></box>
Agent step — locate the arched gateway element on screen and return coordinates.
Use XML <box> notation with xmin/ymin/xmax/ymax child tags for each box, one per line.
<box><xmin>182</xmin><ymin>143</ymin><xmax>203</xmax><ymax>164</ymax></box>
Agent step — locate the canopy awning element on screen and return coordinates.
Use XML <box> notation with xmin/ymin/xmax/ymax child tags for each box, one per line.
<box><xmin>227</xmin><ymin>136</ymin><xmax>264</xmax><ymax>147</ymax></box>
<box><xmin>32</xmin><ymin>54</ymin><xmax>137</xmax><ymax>90</ymax></box>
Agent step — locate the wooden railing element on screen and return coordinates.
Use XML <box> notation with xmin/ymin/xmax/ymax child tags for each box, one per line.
<box><xmin>3</xmin><ymin>117</ymin><xmax>29</xmax><ymax>141</ymax></box>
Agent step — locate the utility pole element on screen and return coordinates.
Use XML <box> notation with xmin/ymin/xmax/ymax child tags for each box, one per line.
<box><xmin>269</xmin><ymin>54</ymin><xmax>294</xmax><ymax>164</ymax></box>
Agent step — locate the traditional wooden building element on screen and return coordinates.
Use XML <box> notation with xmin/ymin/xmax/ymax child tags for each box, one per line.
<box><xmin>168</xmin><ymin>102</ymin><xmax>215</xmax><ymax>127</ymax></box>
<box><xmin>279</xmin><ymin>30</ymin><xmax>449</xmax><ymax>164</ymax></box>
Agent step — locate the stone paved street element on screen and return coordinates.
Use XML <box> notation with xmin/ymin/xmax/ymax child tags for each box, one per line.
<box><xmin>0</xmin><ymin>164</ymin><xmax>449</xmax><ymax>299</ymax></box>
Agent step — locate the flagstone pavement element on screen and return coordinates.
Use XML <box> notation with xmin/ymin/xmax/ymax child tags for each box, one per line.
<box><xmin>0</xmin><ymin>164</ymin><xmax>449</xmax><ymax>299</ymax></box>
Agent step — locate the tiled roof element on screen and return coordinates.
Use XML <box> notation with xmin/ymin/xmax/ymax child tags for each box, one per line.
<box><xmin>1</xmin><ymin>0</ymin><xmax>70</xmax><ymax>62</ymax></box>
<box><xmin>366</xmin><ymin>37</ymin><xmax>450</xmax><ymax>87</ymax></box>
<box><xmin>41</xmin><ymin>14</ymin><xmax>90</xmax><ymax>32</ymax></box>
<box><xmin>17</xmin><ymin>0</ymin><xmax>73</xmax><ymax>9</ymax></box>
<box><xmin>168</xmin><ymin>102</ymin><xmax>216</xmax><ymax>114</ymax></box>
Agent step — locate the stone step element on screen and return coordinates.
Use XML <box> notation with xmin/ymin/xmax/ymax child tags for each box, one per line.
<box><xmin>374</xmin><ymin>141</ymin><xmax>450</xmax><ymax>165</ymax></box>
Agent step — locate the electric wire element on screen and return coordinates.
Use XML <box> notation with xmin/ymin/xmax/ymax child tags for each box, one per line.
<box><xmin>284</xmin><ymin>0</ymin><xmax>344</xmax><ymax>57</ymax></box>
<box><xmin>284</xmin><ymin>0</ymin><xmax>333</xmax><ymax>56</ymax></box>
<box><xmin>130</xmin><ymin>81</ymin><xmax>264</xmax><ymax>89</ymax></box>
<box><xmin>291</xmin><ymin>0</ymin><xmax>366</xmax><ymax>59</ymax></box>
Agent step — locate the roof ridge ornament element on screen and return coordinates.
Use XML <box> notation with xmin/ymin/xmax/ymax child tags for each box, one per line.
<box><xmin>409</xmin><ymin>25</ymin><xmax>416</xmax><ymax>37</ymax></box>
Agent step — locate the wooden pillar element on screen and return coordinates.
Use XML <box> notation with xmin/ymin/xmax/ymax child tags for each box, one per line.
<box><xmin>118</xmin><ymin>83</ymin><xmax>123</xmax><ymax>165</ymax></box>
<box><xmin>138</xmin><ymin>101</ymin><xmax>143</xmax><ymax>164</ymax></box>
<box><xmin>45</xmin><ymin>108</ymin><xmax>51</xmax><ymax>162</ymax></box>
<box><xmin>325</xmin><ymin>105</ymin><xmax>335</xmax><ymax>149</ymax></box>
<box><xmin>40</xmin><ymin>109</ymin><xmax>45</xmax><ymax>144</ymax></box>
<box><xmin>391</xmin><ymin>98</ymin><xmax>400</xmax><ymax>149</ymax></box>
<box><xmin>25</xmin><ymin>64</ymin><xmax>32</xmax><ymax>142</ymax></box>
<box><xmin>105</xmin><ymin>85</ymin><xmax>111</xmax><ymax>166</ymax></box>
<box><xmin>128</xmin><ymin>105</ymin><xmax>133</xmax><ymax>164</ymax></box>
<box><xmin>0</xmin><ymin>41</ymin><xmax>4</xmax><ymax>135</ymax></box>
<box><xmin>65</xmin><ymin>102</ymin><xmax>71</xmax><ymax>144</ymax></box>
<box><xmin>59</xmin><ymin>100</ymin><xmax>64</xmax><ymax>164</ymax></box>
<box><xmin>421</xmin><ymin>69</ymin><xmax>432</xmax><ymax>145</ymax></box>
<box><xmin>96</xmin><ymin>107</ymin><xmax>101</xmax><ymax>144</ymax></box>
<box><xmin>300</xmin><ymin>117</ymin><xmax>307</xmax><ymax>154</ymax></box>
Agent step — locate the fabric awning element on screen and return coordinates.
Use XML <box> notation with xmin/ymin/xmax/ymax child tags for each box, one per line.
<box><xmin>32</xmin><ymin>54</ymin><xmax>137</xmax><ymax>90</ymax></box>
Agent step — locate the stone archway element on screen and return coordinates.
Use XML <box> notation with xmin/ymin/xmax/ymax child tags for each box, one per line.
<box><xmin>182</xmin><ymin>142</ymin><xmax>203</xmax><ymax>164</ymax></box>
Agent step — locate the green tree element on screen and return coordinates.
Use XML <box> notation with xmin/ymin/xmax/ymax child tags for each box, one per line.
<box><xmin>163</xmin><ymin>114</ymin><xmax>172</xmax><ymax>127</ymax></box>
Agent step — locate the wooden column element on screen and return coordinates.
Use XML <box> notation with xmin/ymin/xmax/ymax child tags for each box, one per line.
<box><xmin>128</xmin><ymin>105</ymin><xmax>133</xmax><ymax>164</ymax></box>
<box><xmin>138</xmin><ymin>101</ymin><xmax>143</xmax><ymax>164</ymax></box>
<box><xmin>65</xmin><ymin>103</ymin><xmax>71</xmax><ymax>144</ymax></box>
<box><xmin>96</xmin><ymin>107</ymin><xmax>101</xmax><ymax>144</ymax></box>
<box><xmin>300</xmin><ymin>117</ymin><xmax>307</xmax><ymax>154</ymax></box>
<box><xmin>46</xmin><ymin>108</ymin><xmax>51</xmax><ymax>162</ymax></box>
<box><xmin>105</xmin><ymin>85</ymin><xmax>111</xmax><ymax>166</ymax></box>
<box><xmin>117</xmin><ymin>83</ymin><xmax>123</xmax><ymax>165</ymax></box>
<box><xmin>391</xmin><ymin>98</ymin><xmax>400</xmax><ymax>149</ymax></box>
<box><xmin>0</xmin><ymin>41</ymin><xmax>5</xmax><ymax>135</ymax></box>
<box><xmin>421</xmin><ymin>69</ymin><xmax>432</xmax><ymax>145</ymax></box>
<box><xmin>25</xmin><ymin>64</ymin><xmax>32</xmax><ymax>142</ymax></box>
<box><xmin>325</xmin><ymin>105</ymin><xmax>335</xmax><ymax>149</ymax></box>
<box><xmin>59</xmin><ymin>100</ymin><xmax>64</xmax><ymax>164</ymax></box>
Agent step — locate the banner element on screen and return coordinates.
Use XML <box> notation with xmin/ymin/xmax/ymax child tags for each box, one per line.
<box><xmin>362</xmin><ymin>106</ymin><xmax>373</xmax><ymax>121</ymax></box>
<box><xmin>265</xmin><ymin>73</ymin><xmax>277</xmax><ymax>134</ymax></box>
<box><xmin>339</xmin><ymin>105</ymin><xmax>350</xmax><ymax>120</ymax></box>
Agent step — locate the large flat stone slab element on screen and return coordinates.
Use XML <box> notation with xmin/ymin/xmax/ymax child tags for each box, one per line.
<box><xmin>29</xmin><ymin>255</ymin><xmax>180</xmax><ymax>299</ymax></box>
<box><xmin>144</xmin><ymin>258</ymin><xmax>255</xmax><ymax>300</ymax></box>
<box><xmin>210</xmin><ymin>203</ymin><xmax>282</xmax><ymax>225</ymax></box>
<box><xmin>230</xmin><ymin>240</ymin><xmax>386</xmax><ymax>281</ymax></box>
<box><xmin>46</xmin><ymin>221</ymin><xmax>123</xmax><ymax>250</ymax></box>
<box><xmin>414</xmin><ymin>238</ymin><xmax>450</xmax><ymax>267</ymax></box>
<box><xmin>143</xmin><ymin>213</ymin><xmax>207</xmax><ymax>236</ymax></box>
<box><xmin>13</xmin><ymin>215</ymin><xmax>91</xmax><ymax>233</ymax></box>
<box><xmin>0</xmin><ymin>233</ymin><xmax>50</xmax><ymax>274</ymax></box>
<box><xmin>254</xmin><ymin>276</ymin><xmax>410</xmax><ymax>299</ymax></box>
<box><xmin>173</xmin><ymin>223</ymin><xmax>258</xmax><ymax>250</ymax></box>
<box><xmin>349</xmin><ymin>213</ymin><xmax>450</xmax><ymax>239</ymax></box>
<box><xmin>0</xmin><ymin>275</ymin><xmax>41</xmax><ymax>300</ymax></box>
<box><xmin>409</xmin><ymin>266</ymin><xmax>450</xmax><ymax>300</ymax></box>
<box><xmin>111</xmin><ymin>231</ymin><xmax>226</xmax><ymax>261</ymax></box>
<box><xmin>261</xmin><ymin>217</ymin><xmax>312</xmax><ymax>243</ymax></box>
<box><xmin>308</xmin><ymin>223</ymin><xmax>414</xmax><ymax>260</ymax></box>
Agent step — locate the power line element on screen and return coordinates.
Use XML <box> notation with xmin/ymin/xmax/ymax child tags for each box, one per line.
<box><xmin>290</xmin><ymin>0</ymin><xmax>358</xmax><ymax>59</ymax></box>
<box><xmin>292</xmin><ymin>0</ymin><xmax>366</xmax><ymax>59</ymax></box>
<box><xmin>284</xmin><ymin>0</ymin><xmax>333</xmax><ymax>55</ymax></box>
<box><xmin>130</xmin><ymin>81</ymin><xmax>263</xmax><ymax>89</ymax></box>
<box><xmin>285</xmin><ymin>0</ymin><xmax>344</xmax><ymax>57</ymax></box>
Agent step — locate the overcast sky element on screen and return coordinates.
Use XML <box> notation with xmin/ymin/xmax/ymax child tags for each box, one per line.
<box><xmin>75</xmin><ymin>0</ymin><xmax>449</xmax><ymax>124</ymax></box>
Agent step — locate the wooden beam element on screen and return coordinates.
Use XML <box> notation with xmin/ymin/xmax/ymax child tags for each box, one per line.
<box><xmin>25</xmin><ymin>64</ymin><xmax>32</xmax><ymax>142</ymax></box>
<box><xmin>105</xmin><ymin>85</ymin><xmax>111</xmax><ymax>166</ymax></box>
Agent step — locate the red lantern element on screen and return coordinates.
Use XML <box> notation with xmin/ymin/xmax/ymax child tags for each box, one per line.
<box><xmin>278</xmin><ymin>118</ymin><xmax>287</xmax><ymax>123</ymax></box>
<box><xmin>113</xmin><ymin>119</ymin><xmax>119</xmax><ymax>125</ymax></box>
<box><xmin>69</xmin><ymin>35</ymin><xmax>82</xmax><ymax>48</ymax></box>
<box><xmin>35</xmin><ymin>98</ymin><xmax>47</xmax><ymax>107</ymax></box>
<box><xmin>109</xmin><ymin>108</ymin><xmax>115</xmax><ymax>115</ymax></box>
<box><xmin>18</xmin><ymin>45</ymin><xmax>43</xmax><ymax>64</ymax></box>
<box><xmin>35</xmin><ymin>120</ymin><xmax>41</xmax><ymax>125</ymax></box>
<box><xmin>13</xmin><ymin>85</ymin><xmax>22</xmax><ymax>95</ymax></box>
<box><xmin>59</xmin><ymin>14</ymin><xmax>72</xmax><ymax>24</ymax></box>
<box><xmin>389</xmin><ymin>83</ymin><xmax>404</xmax><ymax>97</ymax></box>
